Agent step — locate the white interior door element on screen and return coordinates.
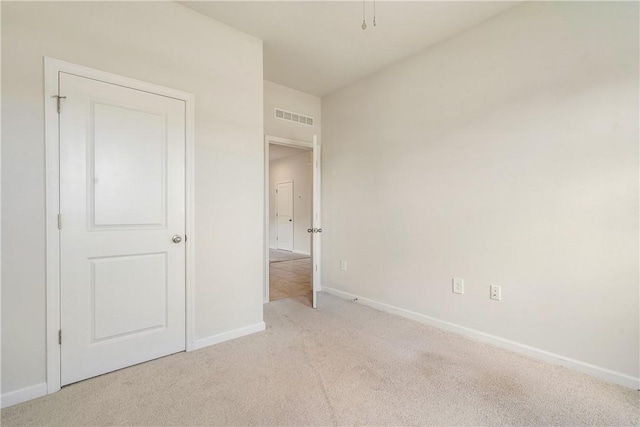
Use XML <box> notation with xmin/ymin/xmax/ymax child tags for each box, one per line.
<box><xmin>59</xmin><ymin>72</ymin><xmax>186</xmax><ymax>386</ymax></box>
<box><xmin>311</xmin><ymin>136</ymin><xmax>321</xmax><ymax>309</ymax></box>
<box><xmin>276</xmin><ymin>181</ymin><xmax>294</xmax><ymax>252</ymax></box>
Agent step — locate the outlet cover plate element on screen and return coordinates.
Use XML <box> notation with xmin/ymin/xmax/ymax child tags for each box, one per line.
<box><xmin>452</xmin><ymin>277</ymin><xmax>464</xmax><ymax>294</ymax></box>
<box><xmin>490</xmin><ymin>285</ymin><xmax>501</xmax><ymax>301</ymax></box>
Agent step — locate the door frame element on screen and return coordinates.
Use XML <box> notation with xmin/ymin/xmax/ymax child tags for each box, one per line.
<box><xmin>264</xmin><ymin>135</ymin><xmax>316</xmax><ymax>303</ymax></box>
<box><xmin>275</xmin><ymin>180</ymin><xmax>294</xmax><ymax>251</ymax></box>
<box><xmin>44</xmin><ymin>57</ymin><xmax>196</xmax><ymax>395</ymax></box>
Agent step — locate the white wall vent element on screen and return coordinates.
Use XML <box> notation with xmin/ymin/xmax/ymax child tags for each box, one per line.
<box><xmin>274</xmin><ymin>108</ymin><xmax>314</xmax><ymax>127</ymax></box>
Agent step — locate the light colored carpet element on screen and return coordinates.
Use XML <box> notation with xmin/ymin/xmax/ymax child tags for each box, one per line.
<box><xmin>2</xmin><ymin>293</ymin><xmax>638</xmax><ymax>426</ymax></box>
<box><xmin>269</xmin><ymin>248</ymin><xmax>309</xmax><ymax>263</ymax></box>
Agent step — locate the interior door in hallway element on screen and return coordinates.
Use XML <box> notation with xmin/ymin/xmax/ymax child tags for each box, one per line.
<box><xmin>276</xmin><ymin>181</ymin><xmax>294</xmax><ymax>251</ymax></box>
<box><xmin>59</xmin><ymin>72</ymin><xmax>186</xmax><ymax>386</ymax></box>
<box><xmin>311</xmin><ymin>135</ymin><xmax>321</xmax><ymax>309</ymax></box>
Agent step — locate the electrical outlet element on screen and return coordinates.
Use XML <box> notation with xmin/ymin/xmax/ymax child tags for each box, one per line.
<box><xmin>452</xmin><ymin>277</ymin><xmax>464</xmax><ymax>294</ymax></box>
<box><xmin>340</xmin><ymin>260</ymin><xmax>348</xmax><ymax>271</ymax></box>
<box><xmin>490</xmin><ymin>285</ymin><xmax>501</xmax><ymax>301</ymax></box>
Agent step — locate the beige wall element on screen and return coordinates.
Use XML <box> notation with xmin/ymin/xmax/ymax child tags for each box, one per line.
<box><xmin>2</xmin><ymin>1</ymin><xmax>264</xmax><ymax>395</ymax></box>
<box><xmin>264</xmin><ymin>81</ymin><xmax>319</xmax><ymax>256</ymax></box>
<box><xmin>270</xmin><ymin>151</ymin><xmax>313</xmax><ymax>254</ymax></box>
<box><xmin>322</xmin><ymin>1</ymin><xmax>639</xmax><ymax>382</ymax></box>
<box><xmin>264</xmin><ymin>80</ymin><xmax>321</xmax><ymax>143</ymax></box>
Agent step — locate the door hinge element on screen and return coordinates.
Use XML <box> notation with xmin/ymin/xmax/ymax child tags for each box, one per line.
<box><xmin>58</xmin><ymin>214</ymin><xmax>62</xmax><ymax>229</ymax></box>
<box><xmin>52</xmin><ymin>95</ymin><xmax>67</xmax><ymax>113</ymax></box>
<box><xmin>185</xmin><ymin>235</ymin><xmax>187</xmax><ymax>242</ymax></box>
<box><xmin>58</xmin><ymin>329</ymin><xmax>62</xmax><ymax>345</ymax></box>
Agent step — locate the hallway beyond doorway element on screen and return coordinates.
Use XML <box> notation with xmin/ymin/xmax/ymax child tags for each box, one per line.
<box><xmin>269</xmin><ymin>248</ymin><xmax>309</xmax><ymax>263</ymax></box>
<box><xmin>269</xmin><ymin>258</ymin><xmax>311</xmax><ymax>302</ymax></box>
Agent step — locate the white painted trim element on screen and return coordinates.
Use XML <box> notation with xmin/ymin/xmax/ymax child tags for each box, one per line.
<box><xmin>191</xmin><ymin>322</ymin><xmax>266</xmax><ymax>351</ymax></box>
<box><xmin>44</xmin><ymin>57</ymin><xmax>61</xmax><ymax>395</ymax></box>
<box><xmin>1</xmin><ymin>383</ymin><xmax>48</xmax><ymax>409</ymax></box>
<box><xmin>264</xmin><ymin>135</ymin><xmax>312</xmax><ymax>304</ymax></box>
<box><xmin>44</xmin><ymin>57</ymin><xmax>196</xmax><ymax>395</ymax></box>
<box><xmin>323</xmin><ymin>287</ymin><xmax>640</xmax><ymax>390</ymax></box>
<box><xmin>266</xmin><ymin>135</ymin><xmax>313</xmax><ymax>150</ymax></box>
<box><xmin>0</xmin><ymin>2</ymin><xmax>3</xmax><ymax>413</ymax></box>
<box><xmin>184</xmin><ymin>82</ymin><xmax>196</xmax><ymax>353</ymax></box>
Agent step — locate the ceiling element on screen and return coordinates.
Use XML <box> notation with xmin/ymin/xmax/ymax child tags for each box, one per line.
<box><xmin>270</xmin><ymin>144</ymin><xmax>310</xmax><ymax>161</ymax></box>
<box><xmin>181</xmin><ymin>1</ymin><xmax>518</xmax><ymax>97</ymax></box>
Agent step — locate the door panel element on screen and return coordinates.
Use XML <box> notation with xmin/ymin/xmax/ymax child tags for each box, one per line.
<box><xmin>91</xmin><ymin>253</ymin><xmax>167</xmax><ymax>341</ymax></box>
<box><xmin>312</xmin><ymin>136</ymin><xmax>321</xmax><ymax>309</ymax></box>
<box><xmin>276</xmin><ymin>181</ymin><xmax>294</xmax><ymax>251</ymax></box>
<box><xmin>59</xmin><ymin>72</ymin><xmax>186</xmax><ymax>386</ymax></box>
<box><xmin>92</xmin><ymin>103</ymin><xmax>166</xmax><ymax>227</ymax></box>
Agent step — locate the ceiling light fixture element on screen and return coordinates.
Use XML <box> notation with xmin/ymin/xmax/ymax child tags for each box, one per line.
<box><xmin>373</xmin><ymin>0</ymin><xmax>377</xmax><ymax>27</ymax></box>
<box><xmin>361</xmin><ymin>0</ymin><xmax>377</xmax><ymax>30</ymax></box>
<box><xmin>361</xmin><ymin>0</ymin><xmax>367</xmax><ymax>30</ymax></box>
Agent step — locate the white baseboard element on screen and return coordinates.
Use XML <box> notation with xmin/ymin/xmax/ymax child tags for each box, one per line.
<box><xmin>1</xmin><ymin>382</ymin><xmax>47</xmax><ymax>409</ymax></box>
<box><xmin>190</xmin><ymin>322</ymin><xmax>266</xmax><ymax>351</ymax></box>
<box><xmin>323</xmin><ymin>287</ymin><xmax>640</xmax><ymax>390</ymax></box>
<box><xmin>1</xmin><ymin>323</ymin><xmax>266</xmax><ymax>409</ymax></box>
<box><xmin>269</xmin><ymin>247</ymin><xmax>310</xmax><ymax>257</ymax></box>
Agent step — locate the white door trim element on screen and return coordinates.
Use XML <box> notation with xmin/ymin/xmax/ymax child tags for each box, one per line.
<box><xmin>264</xmin><ymin>135</ymin><xmax>313</xmax><ymax>304</ymax></box>
<box><xmin>44</xmin><ymin>57</ymin><xmax>196</xmax><ymax>395</ymax></box>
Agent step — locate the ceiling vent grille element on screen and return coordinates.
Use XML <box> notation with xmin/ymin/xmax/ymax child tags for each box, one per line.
<box><xmin>274</xmin><ymin>108</ymin><xmax>314</xmax><ymax>127</ymax></box>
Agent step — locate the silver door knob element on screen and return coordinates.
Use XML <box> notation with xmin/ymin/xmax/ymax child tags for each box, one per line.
<box><xmin>307</xmin><ymin>228</ymin><xmax>313</xmax><ymax>233</ymax></box>
<box><xmin>172</xmin><ymin>235</ymin><xmax>182</xmax><ymax>244</ymax></box>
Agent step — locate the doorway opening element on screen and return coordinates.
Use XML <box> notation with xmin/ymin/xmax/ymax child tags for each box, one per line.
<box><xmin>269</xmin><ymin>144</ymin><xmax>311</xmax><ymax>302</ymax></box>
<box><xmin>264</xmin><ymin>135</ymin><xmax>321</xmax><ymax>308</ymax></box>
